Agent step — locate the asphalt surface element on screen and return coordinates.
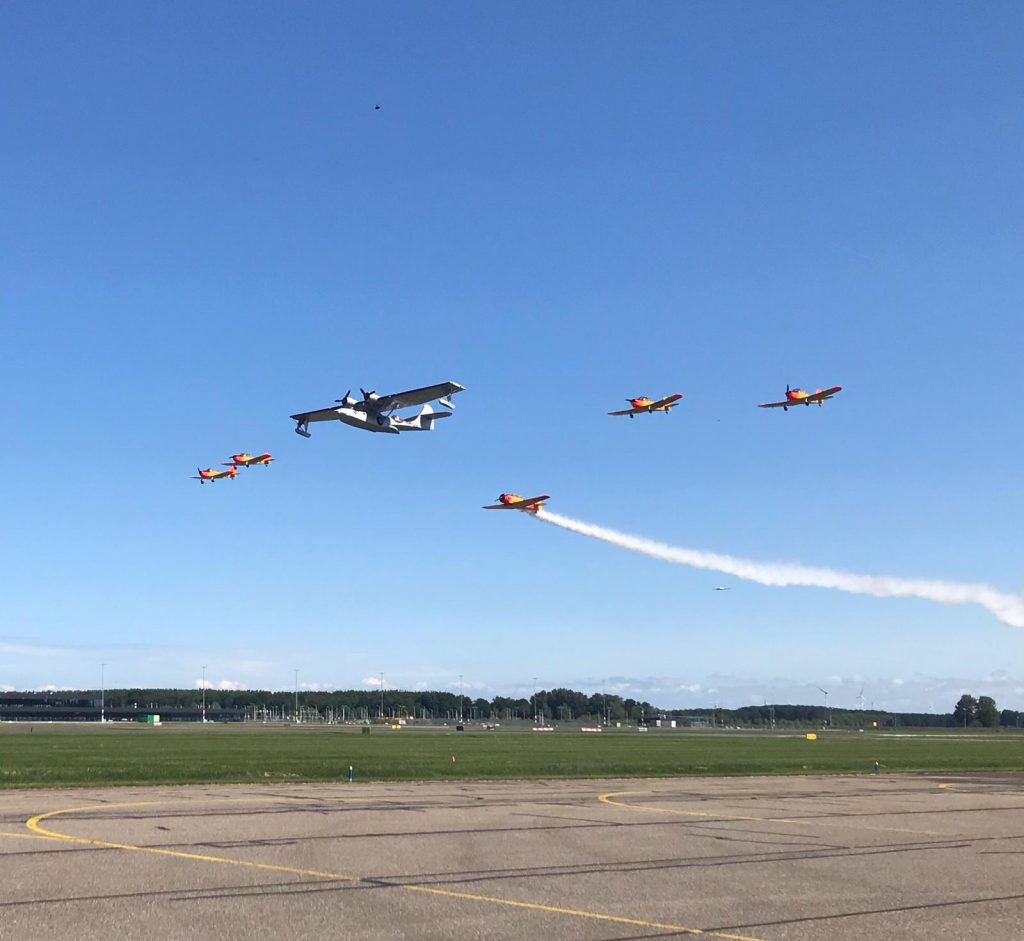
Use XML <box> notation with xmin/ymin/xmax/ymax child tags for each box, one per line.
<box><xmin>2</xmin><ymin>773</ymin><xmax>1024</xmax><ymax>940</ymax></box>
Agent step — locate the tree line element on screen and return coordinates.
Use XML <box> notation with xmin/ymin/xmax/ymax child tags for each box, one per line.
<box><xmin>19</xmin><ymin>686</ymin><xmax>1018</xmax><ymax>727</ymax></box>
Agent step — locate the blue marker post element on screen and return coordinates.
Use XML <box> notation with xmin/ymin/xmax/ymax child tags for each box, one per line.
<box><xmin>348</xmin><ymin>765</ymin><xmax>354</xmax><ymax>782</ymax></box>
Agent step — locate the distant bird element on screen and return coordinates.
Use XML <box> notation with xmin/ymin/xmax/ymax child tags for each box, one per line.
<box><xmin>714</xmin><ymin>587</ymin><xmax>731</xmax><ymax>591</ymax></box>
<box><xmin>374</xmin><ymin>104</ymin><xmax>381</xmax><ymax>110</ymax></box>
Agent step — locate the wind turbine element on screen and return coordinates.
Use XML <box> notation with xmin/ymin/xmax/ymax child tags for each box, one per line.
<box><xmin>817</xmin><ymin>686</ymin><xmax>830</xmax><ymax>727</ymax></box>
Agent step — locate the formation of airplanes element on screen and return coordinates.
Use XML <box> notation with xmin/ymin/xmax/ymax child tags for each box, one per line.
<box><xmin>191</xmin><ymin>454</ymin><xmax>272</xmax><ymax>483</ymax></box>
<box><xmin>191</xmin><ymin>379</ymin><xmax>843</xmax><ymax>485</ymax></box>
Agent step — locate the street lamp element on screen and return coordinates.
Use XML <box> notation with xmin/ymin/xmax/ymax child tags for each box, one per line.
<box><xmin>294</xmin><ymin>668</ymin><xmax>299</xmax><ymax>723</ymax></box>
<box><xmin>458</xmin><ymin>674</ymin><xmax>463</xmax><ymax>723</ymax></box>
<box><xmin>100</xmin><ymin>662</ymin><xmax>106</xmax><ymax>724</ymax></box>
<box><xmin>201</xmin><ymin>665</ymin><xmax>207</xmax><ymax>723</ymax></box>
<box><xmin>532</xmin><ymin>676</ymin><xmax>538</xmax><ymax>724</ymax></box>
<box><xmin>379</xmin><ymin>671</ymin><xmax>384</xmax><ymax>720</ymax></box>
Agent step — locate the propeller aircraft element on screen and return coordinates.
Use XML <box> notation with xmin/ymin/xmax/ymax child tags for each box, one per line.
<box><xmin>191</xmin><ymin>466</ymin><xmax>238</xmax><ymax>484</ymax></box>
<box><xmin>223</xmin><ymin>452</ymin><xmax>272</xmax><ymax>468</ymax></box>
<box><xmin>758</xmin><ymin>384</ymin><xmax>842</xmax><ymax>411</ymax></box>
<box><xmin>291</xmin><ymin>381</ymin><xmax>464</xmax><ymax>437</ymax></box>
<box><xmin>608</xmin><ymin>393</ymin><xmax>682</xmax><ymax>418</ymax></box>
<box><xmin>482</xmin><ymin>493</ymin><xmax>551</xmax><ymax>514</ymax></box>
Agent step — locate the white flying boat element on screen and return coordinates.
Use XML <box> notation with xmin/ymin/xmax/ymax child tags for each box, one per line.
<box><xmin>291</xmin><ymin>381</ymin><xmax>464</xmax><ymax>437</ymax></box>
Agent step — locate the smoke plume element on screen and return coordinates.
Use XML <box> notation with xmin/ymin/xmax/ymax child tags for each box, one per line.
<box><xmin>534</xmin><ymin>509</ymin><xmax>1024</xmax><ymax>629</ymax></box>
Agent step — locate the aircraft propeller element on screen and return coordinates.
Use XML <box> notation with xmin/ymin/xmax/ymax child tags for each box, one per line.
<box><xmin>334</xmin><ymin>389</ymin><xmax>352</xmax><ymax>403</ymax></box>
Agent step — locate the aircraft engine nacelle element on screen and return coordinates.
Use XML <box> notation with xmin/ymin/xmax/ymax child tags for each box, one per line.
<box><xmin>375</xmin><ymin>414</ymin><xmax>392</xmax><ymax>430</ymax></box>
<box><xmin>341</xmin><ymin>394</ymin><xmax>358</xmax><ymax>407</ymax></box>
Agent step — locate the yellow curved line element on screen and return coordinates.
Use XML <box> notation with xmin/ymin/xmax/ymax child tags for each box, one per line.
<box><xmin>600</xmin><ymin>790</ymin><xmax>762</xmax><ymax>822</ymax></box>
<box><xmin>27</xmin><ymin>798</ymin><xmax>767</xmax><ymax>941</ymax></box>
<box><xmin>26</xmin><ymin>800</ymin><xmax>358</xmax><ymax>882</ymax></box>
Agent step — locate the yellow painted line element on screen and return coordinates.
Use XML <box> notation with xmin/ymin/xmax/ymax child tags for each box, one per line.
<box><xmin>26</xmin><ymin>800</ymin><xmax>360</xmax><ymax>882</ymax></box>
<box><xmin>26</xmin><ymin>798</ymin><xmax>768</xmax><ymax>941</ymax></box>
<box><xmin>600</xmin><ymin>790</ymin><xmax>762</xmax><ymax>821</ymax></box>
<box><xmin>401</xmin><ymin>883</ymin><xmax>767</xmax><ymax>940</ymax></box>
<box><xmin>0</xmin><ymin>830</ymin><xmax>62</xmax><ymax>842</ymax></box>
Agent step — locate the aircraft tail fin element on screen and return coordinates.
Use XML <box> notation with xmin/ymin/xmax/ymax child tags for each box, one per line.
<box><xmin>406</xmin><ymin>403</ymin><xmax>453</xmax><ymax>431</ymax></box>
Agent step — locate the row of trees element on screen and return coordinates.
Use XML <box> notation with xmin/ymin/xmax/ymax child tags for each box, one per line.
<box><xmin>92</xmin><ymin>686</ymin><xmax>655</xmax><ymax>722</ymax></box>
<box><xmin>27</xmin><ymin>687</ymin><xmax>1018</xmax><ymax>727</ymax></box>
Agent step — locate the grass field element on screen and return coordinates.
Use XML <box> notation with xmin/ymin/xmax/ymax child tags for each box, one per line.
<box><xmin>1</xmin><ymin>724</ymin><xmax>1022</xmax><ymax>789</ymax></box>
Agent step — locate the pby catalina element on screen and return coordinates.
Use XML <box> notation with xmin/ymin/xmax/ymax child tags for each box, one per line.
<box><xmin>290</xmin><ymin>381</ymin><xmax>464</xmax><ymax>436</ymax></box>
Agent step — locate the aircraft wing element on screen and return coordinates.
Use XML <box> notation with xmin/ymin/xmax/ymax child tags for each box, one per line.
<box><xmin>649</xmin><ymin>393</ymin><xmax>682</xmax><ymax>409</ymax></box>
<box><xmin>608</xmin><ymin>407</ymin><xmax>645</xmax><ymax>416</ymax></box>
<box><xmin>803</xmin><ymin>385</ymin><xmax>842</xmax><ymax>403</ymax></box>
<box><xmin>757</xmin><ymin>400</ymin><xmax>790</xmax><ymax>409</ymax></box>
<box><xmin>373</xmin><ymin>381</ymin><xmax>465</xmax><ymax>413</ymax></box>
<box><xmin>289</xmin><ymin>406</ymin><xmax>342</xmax><ymax>424</ymax></box>
<box><xmin>482</xmin><ymin>495</ymin><xmax>550</xmax><ymax>510</ymax></box>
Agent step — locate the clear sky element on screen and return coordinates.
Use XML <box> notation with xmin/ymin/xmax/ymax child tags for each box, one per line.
<box><xmin>3</xmin><ymin>2</ymin><xmax>1023</xmax><ymax>712</ymax></box>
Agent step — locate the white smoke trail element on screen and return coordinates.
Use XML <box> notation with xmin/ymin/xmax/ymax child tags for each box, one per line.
<box><xmin>534</xmin><ymin>509</ymin><xmax>1024</xmax><ymax>629</ymax></box>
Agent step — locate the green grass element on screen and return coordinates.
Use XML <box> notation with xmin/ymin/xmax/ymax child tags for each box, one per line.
<box><xmin>1</xmin><ymin>724</ymin><xmax>1022</xmax><ymax>789</ymax></box>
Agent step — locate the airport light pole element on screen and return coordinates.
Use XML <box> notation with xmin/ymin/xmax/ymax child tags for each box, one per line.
<box><xmin>201</xmin><ymin>665</ymin><xmax>207</xmax><ymax>723</ymax></box>
<box><xmin>532</xmin><ymin>677</ymin><xmax>537</xmax><ymax>725</ymax></box>
<box><xmin>458</xmin><ymin>674</ymin><xmax>463</xmax><ymax>723</ymax></box>
<box><xmin>100</xmin><ymin>662</ymin><xmax>106</xmax><ymax>724</ymax></box>
<box><xmin>379</xmin><ymin>671</ymin><xmax>384</xmax><ymax>720</ymax></box>
<box><xmin>294</xmin><ymin>668</ymin><xmax>299</xmax><ymax>723</ymax></box>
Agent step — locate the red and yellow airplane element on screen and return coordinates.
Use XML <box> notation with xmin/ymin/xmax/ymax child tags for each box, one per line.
<box><xmin>758</xmin><ymin>384</ymin><xmax>842</xmax><ymax>411</ymax></box>
<box><xmin>608</xmin><ymin>393</ymin><xmax>682</xmax><ymax>418</ymax></box>
<box><xmin>482</xmin><ymin>493</ymin><xmax>550</xmax><ymax>514</ymax></box>
<box><xmin>191</xmin><ymin>466</ymin><xmax>238</xmax><ymax>484</ymax></box>
<box><xmin>223</xmin><ymin>452</ymin><xmax>273</xmax><ymax>468</ymax></box>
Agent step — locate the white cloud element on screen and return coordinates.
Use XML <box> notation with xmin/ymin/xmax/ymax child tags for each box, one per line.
<box><xmin>217</xmin><ymin>680</ymin><xmax>244</xmax><ymax>691</ymax></box>
<box><xmin>362</xmin><ymin>676</ymin><xmax>383</xmax><ymax>688</ymax></box>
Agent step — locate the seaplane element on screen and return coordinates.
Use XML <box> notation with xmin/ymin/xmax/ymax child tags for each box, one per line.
<box><xmin>223</xmin><ymin>452</ymin><xmax>272</xmax><ymax>468</ymax></box>
<box><xmin>291</xmin><ymin>381</ymin><xmax>464</xmax><ymax>436</ymax></box>
<box><xmin>608</xmin><ymin>393</ymin><xmax>682</xmax><ymax>418</ymax></box>
<box><xmin>758</xmin><ymin>384</ymin><xmax>842</xmax><ymax>411</ymax></box>
<box><xmin>482</xmin><ymin>493</ymin><xmax>551</xmax><ymax>514</ymax></box>
<box><xmin>191</xmin><ymin>466</ymin><xmax>238</xmax><ymax>484</ymax></box>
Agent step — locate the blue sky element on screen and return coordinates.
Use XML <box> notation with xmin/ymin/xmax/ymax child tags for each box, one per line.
<box><xmin>3</xmin><ymin>3</ymin><xmax>1022</xmax><ymax>711</ymax></box>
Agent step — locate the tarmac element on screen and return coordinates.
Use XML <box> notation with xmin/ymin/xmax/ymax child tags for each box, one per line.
<box><xmin>2</xmin><ymin>772</ymin><xmax>1024</xmax><ymax>939</ymax></box>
